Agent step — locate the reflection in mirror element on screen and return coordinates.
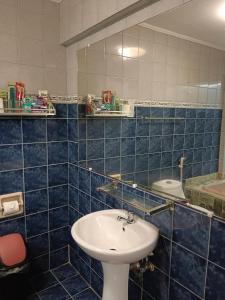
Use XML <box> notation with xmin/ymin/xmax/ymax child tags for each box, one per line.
<box><xmin>76</xmin><ymin>0</ymin><xmax>225</xmax><ymax>219</ymax></box>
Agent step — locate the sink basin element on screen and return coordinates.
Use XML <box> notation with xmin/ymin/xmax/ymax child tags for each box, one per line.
<box><xmin>71</xmin><ymin>209</ymin><xmax>159</xmax><ymax>300</ymax></box>
<box><xmin>71</xmin><ymin>209</ymin><xmax>158</xmax><ymax>264</ymax></box>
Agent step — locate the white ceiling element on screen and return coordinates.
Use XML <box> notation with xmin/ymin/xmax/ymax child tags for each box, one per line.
<box><xmin>144</xmin><ymin>0</ymin><xmax>225</xmax><ymax>51</ymax></box>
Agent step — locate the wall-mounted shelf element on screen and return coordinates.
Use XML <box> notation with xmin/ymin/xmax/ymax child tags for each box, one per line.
<box><xmin>84</xmin><ymin>96</ymin><xmax>134</xmax><ymax>118</ymax></box>
<box><xmin>0</xmin><ymin>104</ymin><xmax>56</xmax><ymax>117</ymax></box>
<box><xmin>97</xmin><ymin>183</ymin><xmax>172</xmax><ymax>215</ymax></box>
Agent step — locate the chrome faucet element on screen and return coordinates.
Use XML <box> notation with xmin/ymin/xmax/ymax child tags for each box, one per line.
<box><xmin>117</xmin><ymin>211</ymin><xmax>135</xmax><ymax>225</ymax></box>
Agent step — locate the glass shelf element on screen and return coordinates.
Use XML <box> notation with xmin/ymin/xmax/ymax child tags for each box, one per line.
<box><xmin>97</xmin><ymin>183</ymin><xmax>172</xmax><ymax>215</ymax></box>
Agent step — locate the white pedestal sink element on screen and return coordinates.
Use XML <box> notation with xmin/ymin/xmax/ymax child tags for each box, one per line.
<box><xmin>71</xmin><ymin>209</ymin><xmax>159</xmax><ymax>300</ymax></box>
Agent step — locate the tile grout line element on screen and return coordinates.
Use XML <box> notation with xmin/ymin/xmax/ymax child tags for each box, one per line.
<box><xmin>50</xmin><ymin>269</ymin><xmax>75</xmax><ymax>300</ymax></box>
<box><xmin>32</xmin><ymin>245</ymin><xmax>69</xmax><ymax>262</ymax></box>
<box><xmin>46</xmin><ymin>116</ymin><xmax>51</xmax><ymax>270</ymax></box>
<box><xmin>67</xmin><ymin>104</ymin><xmax>70</xmax><ymax>265</ymax></box>
<box><xmin>203</xmin><ymin>217</ymin><xmax>212</xmax><ymax>299</ymax></box>
<box><xmin>0</xmin><ymin>161</ymin><xmax>69</xmax><ymax>174</ymax></box>
<box><xmin>167</xmin><ymin>202</ymin><xmax>174</xmax><ymax>300</ymax></box>
<box><xmin>21</xmin><ymin>117</ymin><xmax>27</xmax><ymax>239</ymax></box>
<box><xmin>171</xmin><ymin>278</ymin><xmax>203</xmax><ymax>300</ymax></box>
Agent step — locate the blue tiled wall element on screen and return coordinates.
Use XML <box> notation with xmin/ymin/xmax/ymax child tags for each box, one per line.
<box><xmin>66</xmin><ymin>102</ymin><xmax>224</xmax><ymax>299</ymax></box>
<box><xmin>74</xmin><ymin>105</ymin><xmax>222</xmax><ymax>186</ymax></box>
<box><xmin>0</xmin><ymin>103</ymin><xmax>72</xmax><ymax>274</ymax></box>
<box><xmin>1</xmin><ymin>101</ymin><xmax>224</xmax><ymax>300</ymax></box>
<box><xmin>68</xmin><ymin>164</ymin><xmax>225</xmax><ymax>300</ymax></box>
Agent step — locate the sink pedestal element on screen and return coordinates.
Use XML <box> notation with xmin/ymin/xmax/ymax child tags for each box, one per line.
<box><xmin>102</xmin><ymin>262</ymin><xmax>130</xmax><ymax>300</ymax></box>
<box><xmin>71</xmin><ymin>210</ymin><xmax>159</xmax><ymax>300</ymax></box>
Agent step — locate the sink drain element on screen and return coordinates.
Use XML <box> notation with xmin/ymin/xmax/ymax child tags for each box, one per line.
<box><xmin>109</xmin><ymin>248</ymin><xmax>117</xmax><ymax>251</ymax></box>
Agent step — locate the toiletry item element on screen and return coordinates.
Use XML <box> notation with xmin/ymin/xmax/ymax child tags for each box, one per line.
<box><xmin>8</xmin><ymin>84</ymin><xmax>16</xmax><ymax>110</ymax></box>
<box><xmin>102</xmin><ymin>90</ymin><xmax>113</xmax><ymax>110</ymax></box>
<box><xmin>38</xmin><ymin>90</ymin><xmax>48</xmax><ymax>107</ymax></box>
<box><xmin>38</xmin><ymin>90</ymin><xmax>48</xmax><ymax>97</ymax></box>
<box><xmin>22</xmin><ymin>97</ymin><xmax>32</xmax><ymax>112</ymax></box>
<box><xmin>111</xmin><ymin>94</ymin><xmax>116</xmax><ymax>111</ymax></box>
<box><xmin>123</xmin><ymin>103</ymin><xmax>131</xmax><ymax>114</ymax></box>
<box><xmin>0</xmin><ymin>89</ymin><xmax>7</xmax><ymax>99</ymax></box>
<box><xmin>101</xmin><ymin>103</ymin><xmax>111</xmax><ymax>111</ymax></box>
<box><xmin>2</xmin><ymin>201</ymin><xmax>19</xmax><ymax>216</ymax></box>
<box><xmin>115</xmin><ymin>97</ymin><xmax>120</xmax><ymax>111</ymax></box>
<box><xmin>102</xmin><ymin>90</ymin><xmax>112</xmax><ymax>104</ymax></box>
<box><xmin>0</xmin><ymin>90</ymin><xmax>8</xmax><ymax>110</ymax></box>
<box><xmin>0</xmin><ymin>98</ymin><xmax>4</xmax><ymax>113</ymax></box>
<box><xmin>85</xmin><ymin>94</ymin><xmax>95</xmax><ymax>115</ymax></box>
<box><xmin>15</xmin><ymin>82</ymin><xmax>25</xmax><ymax>110</ymax></box>
<box><xmin>120</xmin><ymin>100</ymin><xmax>131</xmax><ymax>114</ymax></box>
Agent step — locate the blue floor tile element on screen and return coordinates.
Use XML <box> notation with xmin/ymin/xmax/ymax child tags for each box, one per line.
<box><xmin>62</xmin><ymin>275</ymin><xmax>88</xmax><ymax>296</ymax></box>
<box><xmin>27</xmin><ymin>294</ymin><xmax>40</xmax><ymax>300</ymax></box>
<box><xmin>0</xmin><ymin>274</ymin><xmax>35</xmax><ymax>300</ymax></box>
<box><xmin>129</xmin><ymin>280</ymin><xmax>141</xmax><ymax>300</ymax></box>
<box><xmin>31</xmin><ymin>271</ymin><xmax>57</xmax><ymax>292</ymax></box>
<box><xmin>142</xmin><ymin>291</ymin><xmax>155</xmax><ymax>300</ymax></box>
<box><xmin>90</xmin><ymin>271</ymin><xmax>103</xmax><ymax>297</ymax></box>
<box><xmin>53</xmin><ymin>263</ymin><xmax>78</xmax><ymax>282</ymax></box>
<box><xmin>16</xmin><ymin>263</ymin><xmax>94</xmax><ymax>300</ymax></box>
<box><xmin>73</xmin><ymin>288</ymin><xmax>100</xmax><ymax>300</ymax></box>
<box><xmin>38</xmin><ymin>284</ymin><xmax>70</xmax><ymax>300</ymax></box>
<box><xmin>143</xmin><ymin>267</ymin><xmax>169</xmax><ymax>300</ymax></box>
<box><xmin>50</xmin><ymin>246</ymin><xmax>69</xmax><ymax>269</ymax></box>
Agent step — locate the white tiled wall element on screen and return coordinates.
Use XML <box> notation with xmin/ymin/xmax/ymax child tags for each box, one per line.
<box><xmin>77</xmin><ymin>25</ymin><xmax>225</xmax><ymax>107</ymax></box>
<box><xmin>0</xmin><ymin>0</ymin><xmax>67</xmax><ymax>95</ymax></box>
<box><xmin>66</xmin><ymin>43</ymin><xmax>78</xmax><ymax>95</ymax></box>
<box><xmin>64</xmin><ymin>0</ymin><xmax>196</xmax><ymax>97</ymax></box>
<box><xmin>60</xmin><ymin>0</ymin><xmax>139</xmax><ymax>43</ymax></box>
<box><xmin>60</xmin><ymin>0</ymin><xmax>193</xmax><ymax>45</ymax></box>
<box><xmin>219</xmin><ymin>107</ymin><xmax>225</xmax><ymax>175</ymax></box>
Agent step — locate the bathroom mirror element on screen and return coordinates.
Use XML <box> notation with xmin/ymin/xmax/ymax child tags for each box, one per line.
<box><xmin>76</xmin><ymin>0</ymin><xmax>225</xmax><ymax>219</ymax></box>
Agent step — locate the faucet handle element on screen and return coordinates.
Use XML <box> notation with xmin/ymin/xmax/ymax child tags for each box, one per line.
<box><xmin>127</xmin><ymin>211</ymin><xmax>135</xmax><ymax>221</ymax></box>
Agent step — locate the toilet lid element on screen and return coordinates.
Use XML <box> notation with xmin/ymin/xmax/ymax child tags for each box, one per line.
<box><xmin>152</xmin><ymin>179</ymin><xmax>182</xmax><ymax>189</ymax></box>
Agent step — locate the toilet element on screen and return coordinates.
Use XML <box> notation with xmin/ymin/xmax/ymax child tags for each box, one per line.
<box><xmin>151</xmin><ymin>179</ymin><xmax>185</xmax><ymax>199</ymax></box>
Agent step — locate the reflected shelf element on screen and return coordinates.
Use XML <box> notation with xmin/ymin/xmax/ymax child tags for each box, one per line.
<box><xmin>141</xmin><ymin>117</ymin><xmax>185</xmax><ymax>120</ymax></box>
<box><xmin>82</xmin><ymin>115</ymin><xmax>185</xmax><ymax>120</ymax></box>
<box><xmin>86</xmin><ymin>111</ymin><xmax>133</xmax><ymax>118</ymax></box>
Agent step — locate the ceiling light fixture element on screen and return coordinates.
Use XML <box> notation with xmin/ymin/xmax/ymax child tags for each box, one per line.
<box><xmin>118</xmin><ymin>47</ymin><xmax>146</xmax><ymax>58</ymax></box>
<box><xmin>218</xmin><ymin>2</ymin><xmax>225</xmax><ymax>20</ymax></box>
